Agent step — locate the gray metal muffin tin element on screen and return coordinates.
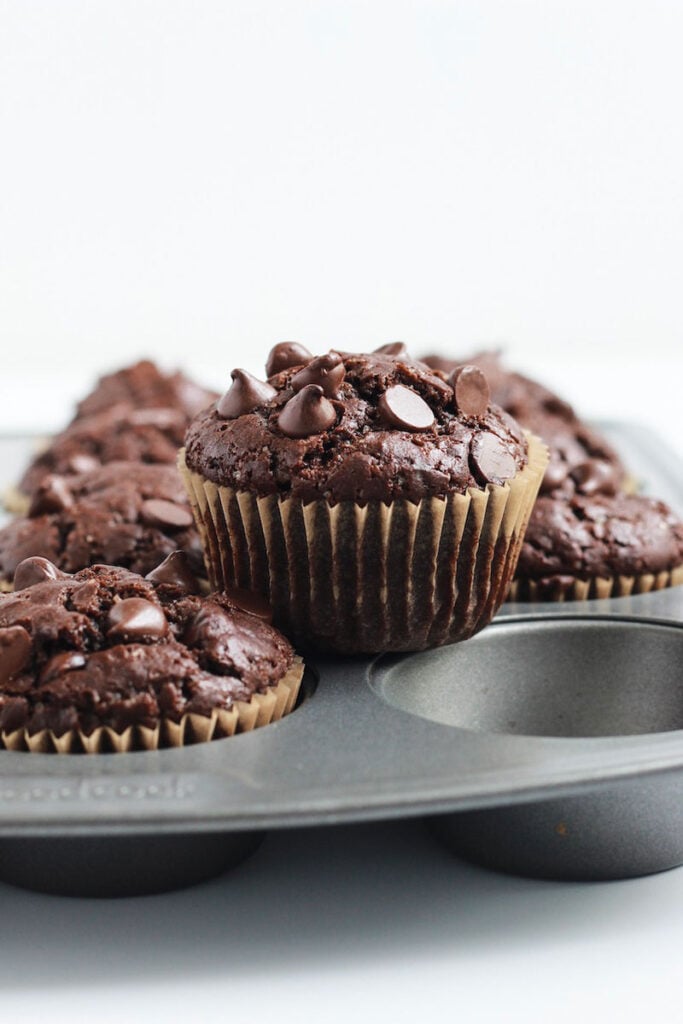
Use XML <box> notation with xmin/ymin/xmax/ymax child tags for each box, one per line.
<box><xmin>1</xmin><ymin>423</ymin><xmax>682</xmax><ymax>896</ymax></box>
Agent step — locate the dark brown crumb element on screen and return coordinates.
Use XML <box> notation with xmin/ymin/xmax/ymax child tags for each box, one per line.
<box><xmin>0</xmin><ymin>564</ymin><xmax>294</xmax><ymax>736</ymax></box>
<box><xmin>185</xmin><ymin>349</ymin><xmax>529</xmax><ymax>505</ymax></box>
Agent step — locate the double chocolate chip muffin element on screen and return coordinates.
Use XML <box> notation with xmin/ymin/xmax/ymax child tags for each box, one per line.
<box><xmin>0</xmin><ymin>555</ymin><xmax>303</xmax><ymax>753</ymax></box>
<box><xmin>0</xmin><ymin>462</ymin><xmax>204</xmax><ymax>590</ymax></box>
<box><xmin>74</xmin><ymin>359</ymin><xmax>217</xmax><ymax>422</ymax></box>
<box><xmin>509</xmin><ymin>493</ymin><xmax>683</xmax><ymax>601</ymax></box>
<box><xmin>181</xmin><ymin>342</ymin><xmax>547</xmax><ymax>654</ymax></box>
<box><xmin>7</xmin><ymin>361</ymin><xmax>217</xmax><ymax>512</ymax></box>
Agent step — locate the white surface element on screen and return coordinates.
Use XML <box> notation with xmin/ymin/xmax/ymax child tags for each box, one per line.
<box><xmin>2</xmin><ymin>821</ymin><xmax>683</xmax><ymax>1024</ymax></box>
<box><xmin>1</xmin><ymin>2</ymin><xmax>683</xmax><ymax>1021</ymax></box>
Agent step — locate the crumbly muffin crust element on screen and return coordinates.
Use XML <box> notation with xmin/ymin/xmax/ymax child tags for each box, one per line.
<box><xmin>75</xmin><ymin>359</ymin><xmax>217</xmax><ymax>421</ymax></box>
<box><xmin>184</xmin><ymin>346</ymin><xmax>529</xmax><ymax>505</ymax></box>
<box><xmin>0</xmin><ymin>462</ymin><xmax>203</xmax><ymax>586</ymax></box>
<box><xmin>0</xmin><ymin>560</ymin><xmax>294</xmax><ymax>737</ymax></box>
<box><xmin>424</xmin><ymin>351</ymin><xmax>625</xmax><ymax>498</ymax></box>
<box><xmin>18</xmin><ymin>403</ymin><xmax>190</xmax><ymax>498</ymax></box>
<box><xmin>517</xmin><ymin>493</ymin><xmax>683</xmax><ymax>583</ymax></box>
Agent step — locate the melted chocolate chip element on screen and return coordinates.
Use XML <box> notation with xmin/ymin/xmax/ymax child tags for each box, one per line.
<box><xmin>449</xmin><ymin>365</ymin><xmax>490</xmax><ymax>418</ymax></box>
<box><xmin>223</xmin><ymin>585</ymin><xmax>273</xmax><ymax>622</ymax></box>
<box><xmin>377</xmin><ymin>385</ymin><xmax>435</xmax><ymax>431</ymax></box>
<box><xmin>278</xmin><ymin>385</ymin><xmax>337</xmax><ymax>438</ymax></box>
<box><xmin>291</xmin><ymin>352</ymin><xmax>346</xmax><ymax>398</ymax></box>
<box><xmin>183</xmin><ymin>603</ymin><xmax>230</xmax><ymax>648</ymax></box>
<box><xmin>374</xmin><ymin>342</ymin><xmax>409</xmax><ymax>358</ymax></box>
<box><xmin>39</xmin><ymin>651</ymin><xmax>87</xmax><ymax>684</ymax></box>
<box><xmin>14</xmin><ymin>557</ymin><xmax>67</xmax><ymax>590</ymax></box>
<box><xmin>471</xmin><ymin>433</ymin><xmax>518</xmax><ymax>485</ymax></box>
<box><xmin>570</xmin><ymin>460</ymin><xmax>619</xmax><ymax>497</ymax></box>
<box><xmin>146</xmin><ymin>551</ymin><xmax>201</xmax><ymax>593</ymax></box>
<box><xmin>107</xmin><ymin>597</ymin><xmax>168</xmax><ymax>641</ymax></box>
<box><xmin>140</xmin><ymin>498</ymin><xmax>195</xmax><ymax>530</ymax></box>
<box><xmin>0</xmin><ymin>625</ymin><xmax>32</xmax><ymax>684</ymax></box>
<box><xmin>28</xmin><ymin>475</ymin><xmax>74</xmax><ymax>516</ymax></box>
<box><xmin>217</xmin><ymin>369</ymin><xmax>277</xmax><ymax>419</ymax></box>
<box><xmin>266</xmin><ymin>341</ymin><xmax>313</xmax><ymax>377</ymax></box>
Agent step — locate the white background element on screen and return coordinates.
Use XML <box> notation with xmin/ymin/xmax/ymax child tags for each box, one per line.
<box><xmin>1</xmin><ymin>2</ymin><xmax>683</xmax><ymax>1022</ymax></box>
<box><xmin>1</xmin><ymin>0</ymin><xmax>682</xmax><ymax>444</ymax></box>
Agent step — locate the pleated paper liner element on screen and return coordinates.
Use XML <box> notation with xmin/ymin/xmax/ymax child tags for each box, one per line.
<box><xmin>0</xmin><ymin>657</ymin><xmax>304</xmax><ymax>755</ymax></box>
<box><xmin>509</xmin><ymin>565</ymin><xmax>683</xmax><ymax>603</ymax></box>
<box><xmin>179</xmin><ymin>434</ymin><xmax>548</xmax><ymax>654</ymax></box>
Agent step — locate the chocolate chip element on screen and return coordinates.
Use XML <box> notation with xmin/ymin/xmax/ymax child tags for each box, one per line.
<box><xmin>0</xmin><ymin>625</ymin><xmax>32</xmax><ymax>685</ymax></box>
<box><xmin>66</xmin><ymin>454</ymin><xmax>100</xmax><ymax>475</ymax></box>
<box><xmin>39</xmin><ymin>651</ymin><xmax>86</xmax><ymax>684</ymax></box>
<box><xmin>449</xmin><ymin>365</ymin><xmax>490</xmax><ymax>418</ymax></box>
<box><xmin>183</xmin><ymin>603</ymin><xmax>231</xmax><ymax>648</ymax></box>
<box><xmin>140</xmin><ymin>498</ymin><xmax>195</xmax><ymax>530</ymax></box>
<box><xmin>217</xmin><ymin>369</ymin><xmax>277</xmax><ymax>419</ymax></box>
<box><xmin>223</xmin><ymin>585</ymin><xmax>273</xmax><ymax>622</ymax></box>
<box><xmin>107</xmin><ymin>597</ymin><xmax>168</xmax><ymax>641</ymax></box>
<box><xmin>278</xmin><ymin>385</ymin><xmax>337</xmax><ymax>438</ymax></box>
<box><xmin>28</xmin><ymin>475</ymin><xmax>74</xmax><ymax>516</ymax></box>
<box><xmin>14</xmin><ymin>557</ymin><xmax>67</xmax><ymax>590</ymax></box>
<box><xmin>377</xmin><ymin>385</ymin><xmax>435</xmax><ymax>431</ymax></box>
<box><xmin>374</xmin><ymin>342</ymin><xmax>409</xmax><ymax>358</ymax></box>
<box><xmin>291</xmin><ymin>352</ymin><xmax>346</xmax><ymax>398</ymax></box>
<box><xmin>570</xmin><ymin>460</ymin><xmax>619</xmax><ymax>497</ymax></box>
<box><xmin>146</xmin><ymin>551</ymin><xmax>201</xmax><ymax>593</ymax></box>
<box><xmin>266</xmin><ymin>341</ymin><xmax>313</xmax><ymax>377</ymax></box>
<box><xmin>470</xmin><ymin>433</ymin><xmax>517</xmax><ymax>485</ymax></box>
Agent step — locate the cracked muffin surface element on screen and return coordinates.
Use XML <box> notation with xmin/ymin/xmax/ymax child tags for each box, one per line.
<box><xmin>0</xmin><ymin>559</ymin><xmax>295</xmax><ymax>737</ymax></box>
<box><xmin>0</xmin><ymin>462</ymin><xmax>203</xmax><ymax>587</ymax></box>
<box><xmin>184</xmin><ymin>346</ymin><xmax>530</xmax><ymax>505</ymax></box>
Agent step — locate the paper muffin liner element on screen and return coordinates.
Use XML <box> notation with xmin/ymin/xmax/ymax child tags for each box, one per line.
<box><xmin>509</xmin><ymin>565</ymin><xmax>683</xmax><ymax>603</ymax></box>
<box><xmin>179</xmin><ymin>435</ymin><xmax>548</xmax><ymax>654</ymax></box>
<box><xmin>0</xmin><ymin>657</ymin><xmax>304</xmax><ymax>755</ymax></box>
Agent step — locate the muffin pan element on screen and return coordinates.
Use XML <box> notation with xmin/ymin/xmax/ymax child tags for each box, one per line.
<box><xmin>1</xmin><ymin>422</ymin><xmax>682</xmax><ymax>895</ymax></box>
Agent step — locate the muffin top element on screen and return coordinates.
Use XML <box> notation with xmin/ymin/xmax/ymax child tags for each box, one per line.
<box><xmin>517</xmin><ymin>493</ymin><xmax>683</xmax><ymax>582</ymax></box>
<box><xmin>424</xmin><ymin>351</ymin><xmax>626</xmax><ymax>498</ymax></box>
<box><xmin>0</xmin><ymin>462</ymin><xmax>203</xmax><ymax>586</ymax></box>
<box><xmin>0</xmin><ymin>557</ymin><xmax>294</xmax><ymax>737</ymax></box>
<box><xmin>18</xmin><ymin>403</ymin><xmax>190</xmax><ymax>498</ymax></box>
<box><xmin>75</xmin><ymin>359</ymin><xmax>217</xmax><ymax>421</ymax></box>
<box><xmin>184</xmin><ymin>343</ymin><xmax>529</xmax><ymax>505</ymax></box>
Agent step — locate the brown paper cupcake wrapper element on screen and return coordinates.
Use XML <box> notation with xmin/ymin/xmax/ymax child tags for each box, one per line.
<box><xmin>0</xmin><ymin>658</ymin><xmax>304</xmax><ymax>755</ymax></box>
<box><xmin>509</xmin><ymin>565</ymin><xmax>683</xmax><ymax>603</ymax></box>
<box><xmin>179</xmin><ymin>435</ymin><xmax>548</xmax><ymax>654</ymax></box>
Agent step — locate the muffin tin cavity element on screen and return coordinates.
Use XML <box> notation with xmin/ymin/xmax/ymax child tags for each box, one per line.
<box><xmin>371</xmin><ymin>618</ymin><xmax>683</xmax><ymax>738</ymax></box>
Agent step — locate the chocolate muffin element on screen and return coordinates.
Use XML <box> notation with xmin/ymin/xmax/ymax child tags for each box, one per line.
<box><xmin>0</xmin><ymin>462</ymin><xmax>204</xmax><ymax>589</ymax></box>
<box><xmin>180</xmin><ymin>343</ymin><xmax>547</xmax><ymax>654</ymax></box>
<box><xmin>510</xmin><ymin>493</ymin><xmax>683</xmax><ymax>601</ymax></box>
<box><xmin>424</xmin><ymin>351</ymin><xmax>627</xmax><ymax>499</ymax></box>
<box><xmin>15</xmin><ymin>403</ymin><xmax>191</xmax><ymax>505</ymax></box>
<box><xmin>0</xmin><ymin>556</ymin><xmax>303</xmax><ymax>753</ymax></box>
<box><xmin>74</xmin><ymin>359</ymin><xmax>217</xmax><ymax>421</ymax></box>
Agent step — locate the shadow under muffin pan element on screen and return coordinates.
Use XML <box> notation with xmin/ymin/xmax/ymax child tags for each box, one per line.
<box><xmin>1</xmin><ymin>422</ymin><xmax>683</xmax><ymax>896</ymax></box>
